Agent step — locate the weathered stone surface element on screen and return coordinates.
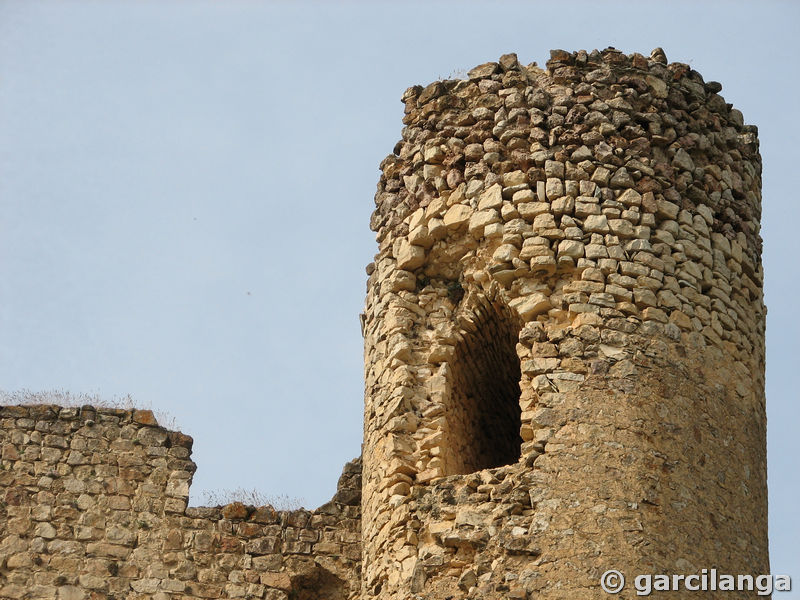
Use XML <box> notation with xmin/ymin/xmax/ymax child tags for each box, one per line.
<box><xmin>364</xmin><ymin>48</ymin><xmax>766</xmax><ymax>600</ymax></box>
<box><xmin>395</xmin><ymin>240</ymin><xmax>425</xmax><ymax>270</ymax></box>
<box><xmin>584</xmin><ymin>213</ymin><xmax>610</xmax><ymax>233</ymax></box>
<box><xmin>673</xmin><ymin>147</ymin><xmax>695</xmax><ymax>171</ymax></box>
<box><xmin>0</xmin><ymin>406</ymin><xmax>361</xmax><ymax>599</ymax></box>
<box><xmin>477</xmin><ymin>183</ymin><xmax>503</xmax><ymax>210</ymax></box>
<box><xmin>443</xmin><ymin>204</ymin><xmax>472</xmax><ymax>229</ymax></box>
<box><xmin>510</xmin><ymin>293</ymin><xmax>552</xmax><ymax>321</ymax></box>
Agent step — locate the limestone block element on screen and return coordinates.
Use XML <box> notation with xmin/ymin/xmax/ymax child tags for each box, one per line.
<box><xmin>408</xmin><ymin>225</ymin><xmax>434</xmax><ymax>248</ymax></box>
<box><xmin>518</xmin><ymin>202</ymin><xmax>550</xmax><ymax>220</ymax></box>
<box><xmin>545</xmin><ymin>178</ymin><xmax>564</xmax><ymax>200</ymax></box>
<box><xmin>584</xmin><ymin>214</ymin><xmax>610</xmax><ymax>233</ymax></box>
<box><xmin>512</xmin><ymin>189</ymin><xmax>535</xmax><ymax>204</ymax></box>
<box><xmin>510</xmin><ymin>293</ymin><xmax>551</xmax><ymax>321</ymax></box>
<box><xmin>608</xmin><ymin>219</ymin><xmax>634</xmax><ymax>237</ymax></box>
<box><xmin>492</xmin><ymin>244</ymin><xmax>519</xmax><ymax>263</ymax></box>
<box><xmin>424</xmin><ymin>145</ymin><xmax>445</xmax><ymax>164</ymax></box>
<box><xmin>557</xmin><ymin>239</ymin><xmax>584</xmax><ymax>258</ymax></box>
<box><xmin>478</xmin><ymin>183</ymin><xmax>503</xmax><ymax>210</ymax></box>
<box><xmin>443</xmin><ymin>204</ymin><xmax>472</xmax><ymax>229</ymax></box>
<box><xmin>468</xmin><ymin>209</ymin><xmax>500</xmax><ymax>237</ymax></box>
<box><xmin>657</xmin><ymin>198</ymin><xmax>680</xmax><ymax>220</ymax></box>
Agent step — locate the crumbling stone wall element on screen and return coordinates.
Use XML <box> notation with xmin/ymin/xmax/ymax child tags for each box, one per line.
<box><xmin>0</xmin><ymin>405</ymin><xmax>361</xmax><ymax>599</ymax></box>
<box><xmin>362</xmin><ymin>48</ymin><xmax>766</xmax><ymax>599</ymax></box>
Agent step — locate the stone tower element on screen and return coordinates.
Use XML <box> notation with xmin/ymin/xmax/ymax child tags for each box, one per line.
<box><xmin>361</xmin><ymin>48</ymin><xmax>766</xmax><ymax>599</ymax></box>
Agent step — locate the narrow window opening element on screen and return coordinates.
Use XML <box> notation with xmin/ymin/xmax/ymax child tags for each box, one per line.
<box><xmin>447</xmin><ymin>298</ymin><xmax>522</xmax><ymax>474</ymax></box>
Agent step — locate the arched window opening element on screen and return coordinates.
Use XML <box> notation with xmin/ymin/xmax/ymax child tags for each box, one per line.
<box><xmin>446</xmin><ymin>297</ymin><xmax>522</xmax><ymax>474</ymax></box>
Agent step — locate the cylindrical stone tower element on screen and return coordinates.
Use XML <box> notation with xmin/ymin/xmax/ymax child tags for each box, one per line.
<box><xmin>362</xmin><ymin>48</ymin><xmax>766</xmax><ymax>599</ymax></box>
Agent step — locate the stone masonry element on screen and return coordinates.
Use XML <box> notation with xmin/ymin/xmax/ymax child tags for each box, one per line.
<box><xmin>1</xmin><ymin>48</ymin><xmax>766</xmax><ymax>599</ymax></box>
<box><xmin>362</xmin><ymin>48</ymin><xmax>766</xmax><ymax>599</ymax></box>
<box><xmin>0</xmin><ymin>406</ymin><xmax>361</xmax><ymax>599</ymax></box>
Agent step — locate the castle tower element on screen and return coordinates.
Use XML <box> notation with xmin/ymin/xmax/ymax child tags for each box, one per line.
<box><xmin>361</xmin><ymin>49</ymin><xmax>767</xmax><ymax>599</ymax></box>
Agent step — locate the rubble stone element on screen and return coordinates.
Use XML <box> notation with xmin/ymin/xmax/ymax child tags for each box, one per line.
<box><xmin>364</xmin><ymin>48</ymin><xmax>766</xmax><ymax>600</ymax></box>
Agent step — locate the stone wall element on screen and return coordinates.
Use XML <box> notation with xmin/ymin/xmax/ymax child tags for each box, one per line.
<box><xmin>362</xmin><ymin>48</ymin><xmax>766</xmax><ymax>599</ymax></box>
<box><xmin>0</xmin><ymin>405</ymin><xmax>361</xmax><ymax>599</ymax></box>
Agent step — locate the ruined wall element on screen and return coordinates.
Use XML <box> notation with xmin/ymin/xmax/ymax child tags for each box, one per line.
<box><xmin>0</xmin><ymin>405</ymin><xmax>361</xmax><ymax>599</ymax></box>
<box><xmin>362</xmin><ymin>48</ymin><xmax>766</xmax><ymax>599</ymax></box>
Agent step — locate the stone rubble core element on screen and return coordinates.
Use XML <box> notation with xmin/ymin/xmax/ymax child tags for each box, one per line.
<box><xmin>362</xmin><ymin>48</ymin><xmax>766</xmax><ymax>599</ymax></box>
<box><xmin>0</xmin><ymin>48</ymin><xmax>767</xmax><ymax>600</ymax></box>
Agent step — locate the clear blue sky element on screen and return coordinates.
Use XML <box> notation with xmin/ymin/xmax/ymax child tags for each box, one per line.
<box><xmin>0</xmin><ymin>0</ymin><xmax>797</xmax><ymax>590</ymax></box>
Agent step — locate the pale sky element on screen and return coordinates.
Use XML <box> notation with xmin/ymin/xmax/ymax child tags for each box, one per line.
<box><xmin>0</xmin><ymin>0</ymin><xmax>797</xmax><ymax>589</ymax></box>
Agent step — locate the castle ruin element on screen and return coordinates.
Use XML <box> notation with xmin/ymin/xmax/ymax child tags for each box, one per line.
<box><xmin>0</xmin><ymin>48</ymin><xmax>767</xmax><ymax>599</ymax></box>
